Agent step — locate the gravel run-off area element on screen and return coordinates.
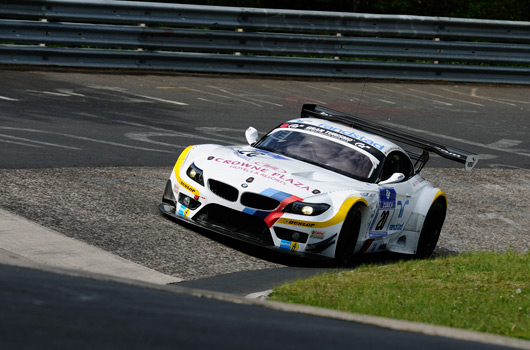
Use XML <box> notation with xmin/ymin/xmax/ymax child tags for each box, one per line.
<box><xmin>0</xmin><ymin>167</ymin><xmax>528</xmax><ymax>280</ymax></box>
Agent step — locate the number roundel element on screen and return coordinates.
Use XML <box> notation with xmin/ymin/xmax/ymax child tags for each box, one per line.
<box><xmin>375</xmin><ymin>210</ymin><xmax>389</xmax><ymax>231</ymax></box>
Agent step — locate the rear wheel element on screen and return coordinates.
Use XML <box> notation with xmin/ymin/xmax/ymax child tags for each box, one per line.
<box><xmin>415</xmin><ymin>199</ymin><xmax>446</xmax><ymax>258</ymax></box>
<box><xmin>335</xmin><ymin>204</ymin><xmax>362</xmax><ymax>266</ymax></box>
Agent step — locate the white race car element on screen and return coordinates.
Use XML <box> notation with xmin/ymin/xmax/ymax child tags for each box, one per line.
<box><xmin>159</xmin><ymin>105</ymin><xmax>478</xmax><ymax>264</ymax></box>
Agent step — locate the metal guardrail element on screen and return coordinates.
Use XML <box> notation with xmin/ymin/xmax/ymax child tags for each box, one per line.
<box><xmin>1</xmin><ymin>0</ymin><xmax>530</xmax><ymax>84</ymax></box>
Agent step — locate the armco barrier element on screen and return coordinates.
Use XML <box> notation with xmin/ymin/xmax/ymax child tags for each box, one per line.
<box><xmin>1</xmin><ymin>0</ymin><xmax>530</xmax><ymax>83</ymax></box>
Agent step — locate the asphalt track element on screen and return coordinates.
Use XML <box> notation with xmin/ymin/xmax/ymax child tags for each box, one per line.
<box><xmin>1</xmin><ymin>68</ymin><xmax>530</xmax><ymax>349</ymax></box>
<box><xmin>1</xmin><ymin>69</ymin><xmax>529</xmax><ymax>169</ymax></box>
<box><xmin>1</xmin><ymin>264</ymin><xmax>526</xmax><ymax>350</ymax></box>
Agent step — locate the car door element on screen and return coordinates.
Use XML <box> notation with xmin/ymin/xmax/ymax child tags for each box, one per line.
<box><xmin>369</xmin><ymin>151</ymin><xmax>416</xmax><ymax>238</ymax></box>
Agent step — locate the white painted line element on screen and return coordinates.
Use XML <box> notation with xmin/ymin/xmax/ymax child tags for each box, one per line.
<box><xmin>372</xmin><ymin>86</ymin><xmax>453</xmax><ymax>106</ymax></box>
<box><xmin>0</xmin><ymin>127</ymin><xmax>173</xmax><ymax>153</ymax></box>
<box><xmin>27</xmin><ymin>90</ymin><xmax>73</xmax><ymax>97</ymax></box>
<box><xmin>163</xmin><ymin>85</ymin><xmax>270</xmax><ymax>107</ymax></box>
<box><xmin>0</xmin><ymin>208</ymin><xmax>182</xmax><ymax>285</ymax></box>
<box><xmin>381</xmin><ymin>121</ymin><xmax>530</xmax><ymax>158</ymax></box>
<box><xmin>197</xmin><ymin>97</ymin><xmax>234</xmax><ymax>105</ymax></box>
<box><xmin>131</xmin><ymin>94</ymin><xmax>188</xmax><ymax>106</ymax></box>
<box><xmin>307</xmin><ymin>85</ymin><xmax>396</xmax><ymax>105</ymax></box>
<box><xmin>120</xmin><ymin>121</ymin><xmax>235</xmax><ymax>144</ymax></box>
<box><xmin>89</xmin><ymin>86</ymin><xmax>188</xmax><ymax>106</ymax></box>
<box><xmin>56</xmin><ymin>89</ymin><xmax>86</xmax><ymax>97</ymax></box>
<box><xmin>0</xmin><ymin>95</ymin><xmax>18</xmax><ymax>101</ymax></box>
<box><xmin>487</xmin><ymin>139</ymin><xmax>526</xmax><ymax>152</ymax></box>
<box><xmin>0</xmin><ymin>133</ymin><xmax>81</xmax><ymax>150</ymax></box>
<box><xmin>375</xmin><ymin>99</ymin><xmax>396</xmax><ymax>105</ymax></box>
<box><xmin>206</xmin><ymin>85</ymin><xmax>284</xmax><ymax>107</ymax></box>
<box><xmin>441</xmin><ymin>87</ymin><xmax>516</xmax><ymax>106</ymax></box>
<box><xmin>408</xmin><ymin>88</ymin><xmax>484</xmax><ymax>106</ymax></box>
<box><xmin>0</xmin><ymin>139</ymin><xmax>43</xmax><ymax>148</ymax></box>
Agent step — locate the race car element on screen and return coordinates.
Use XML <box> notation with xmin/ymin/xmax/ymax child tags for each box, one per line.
<box><xmin>159</xmin><ymin>104</ymin><xmax>478</xmax><ymax>264</ymax></box>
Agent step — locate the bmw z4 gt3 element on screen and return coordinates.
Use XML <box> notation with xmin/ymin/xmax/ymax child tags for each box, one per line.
<box><xmin>159</xmin><ymin>105</ymin><xmax>478</xmax><ymax>264</ymax></box>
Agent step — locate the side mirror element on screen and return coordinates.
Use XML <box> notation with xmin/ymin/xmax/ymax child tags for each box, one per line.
<box><xmin>379</xmin><ymin>173</ymin><xmax>405</xmax><ymax>185</ymax></box>
<box><xmin>245</xmin><ymin>127</ymin><xmax>258</xmax><ymax>145</ymax></box>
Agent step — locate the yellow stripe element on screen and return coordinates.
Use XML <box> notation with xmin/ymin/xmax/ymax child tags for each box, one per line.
<box><xmin>173</xmin><ymin>145</ymin><xmax>200</xmax><ymax>197</ymax></box>
<box><xmin>277</xmin><ymin>196</ymin><xmax>368</xmax><ymax>229</ymax></box>
<box><xmin>433</xmin><ymin>190</ymin><xmax>447</xmax><ymax>206</ymax></box>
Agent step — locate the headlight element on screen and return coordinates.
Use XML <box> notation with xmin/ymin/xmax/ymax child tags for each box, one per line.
<box><xmin>283</xmin><ymin>202</ymin><xmax>330</xmax><ymax>216</ymax></box>
<box><xmin>186</xmin><ymin>163</ymin><xmax>204</xmax><ymax>186</ymax></box>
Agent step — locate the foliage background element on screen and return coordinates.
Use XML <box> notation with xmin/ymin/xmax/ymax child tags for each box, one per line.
<box><xmin>134</xmin><ymin>0</ymin><xmax>530</xmax><ymax>21</ymax></box>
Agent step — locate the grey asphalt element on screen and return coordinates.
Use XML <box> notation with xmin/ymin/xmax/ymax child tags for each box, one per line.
<box><xmin>2</xmin><ymin>264</ymin><xmax>528</xmax><ymax>350</ymax></box>
<box><xmin>1</xmin><ymin>69</ymin><xmax>530</xmax><ymax>349</ymax></box>
<box><xmin>1</xmin><ymin>69</ymin><xmax>529</xmax><ymax>170</ymax></box>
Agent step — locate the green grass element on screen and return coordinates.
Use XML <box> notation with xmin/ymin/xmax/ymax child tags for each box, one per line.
<box><xmin>269</xmin><ymin>251</ymin><xmax>530</xmax><ymax>340</ymax></box>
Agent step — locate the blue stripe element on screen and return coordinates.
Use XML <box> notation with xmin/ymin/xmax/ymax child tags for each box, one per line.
<box><xmin>242</xmin><ymin>188</ymin><xmax>295</xmax><ymax>220</ymax></box>
<box><xmin>261</xmin><ymin>188</ymin><xmax>293</xmax><ymax>202</ymax></box>
<box><xmin>243</xmin><ymin>207</ymin><xmax>256</xmax><ymax>215</ymax></box>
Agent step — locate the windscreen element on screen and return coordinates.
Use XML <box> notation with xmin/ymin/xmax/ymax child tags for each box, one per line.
<box><xmin>256</xmin><ymin>129</ymin><xmax>380</xmax><ymax>181</ymax></box>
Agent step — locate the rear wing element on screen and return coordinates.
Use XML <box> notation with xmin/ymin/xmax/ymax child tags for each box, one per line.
<box><xmin>301</xmin><ymin>104</ymin><xmax>479</xmax><ymax>171</ymax></box>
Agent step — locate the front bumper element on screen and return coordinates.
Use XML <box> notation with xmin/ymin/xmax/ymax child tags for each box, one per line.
<box><xmin>158</xmin><ymin>201</ymin><xmax>333</xmax><ymax>261</ymax></box>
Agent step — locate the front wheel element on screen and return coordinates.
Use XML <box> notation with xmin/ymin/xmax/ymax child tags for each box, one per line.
<box><xmin>335</xmin><ymin>204</ymin><xmax>362</xmax><ymax>266</ymax></box>
<box><xmin>415</xmin><ymin>199</ymin><xmax>446</xmax><ymax>259</ymax></box>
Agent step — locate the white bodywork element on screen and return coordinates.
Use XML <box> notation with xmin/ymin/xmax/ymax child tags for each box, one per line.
<box><xmin>161</xmin><ymin>116</ymin><xmax>447</xmax><ymax>260</ymax></box>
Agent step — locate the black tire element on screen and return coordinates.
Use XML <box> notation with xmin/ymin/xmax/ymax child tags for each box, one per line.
<box><xmin>335</xmin><ymin>204</ymin><xmax>362</xmax><ymax>266</ymax></box>
<box><xmin>415</xmin><ymin>199</ymin><xmax>446</xmax><ymax>259</ymax></box>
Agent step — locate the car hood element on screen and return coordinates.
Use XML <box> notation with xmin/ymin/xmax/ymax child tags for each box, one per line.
<box><xmin>193</xmin><ymin>145</ymin><xmax>371</xmax><ymax>199</ymax></box>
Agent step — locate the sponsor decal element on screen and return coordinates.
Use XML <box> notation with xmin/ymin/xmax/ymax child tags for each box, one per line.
<box><xmin>316</xmin><ymin>123</ymin><xmax>385</xmax><ymax>151</ymax></box>
<box><xmin>435</xmin><ymin>146</ymin><xmax>463</xmax><ymax>160</ymax></box>
<box><xmin>177</xmin><ymin>204</ymin><xmax>190</xmax><ymax>217</ymax></box>
<box><xmin>369</xmin><ymin>188</ymin><xmax>397</xmax><ymax>238</ymax></box>
<box><xmin>273</xmin><ymin>123</ymin><xmax>386</xmax><ymax>161</ymax></box>
<box><xmin>305</xmin><ymin>125</ymin><xmax>355</xmax><ymax>144</ymax></box>
<box><xmin>381</xmin><ymin>189</ymin><xmax>395</xmax><ymax>209</ymax></box>
<box><xmin>389</xmin><ymin>223</ymin><xmax>404</xmax><ymax>231</ymax></box>
<box><xmin>254</xmin><ymin>161</ymin><xmax>286</xmax><ymax>173</ymax></box>
<box><xmin>280</xmin><ymin>240</ymin><xmax>299</xmax><ymax>252</ymax></box>
<box><xmin>310</xmin><ymin>230</ymin><xmax>326</xmax><ymax>240</ymax></box>
<box><xmin>397</xmin><ymin>199</ymin><xmax>409</xmax><ymax>218</ymax></box>
<box><xmin>211</xmin><ymin>157</ymin><xmax>314</xmax><ymax>192</ymax></box>
<box><xmin>232</xmin><ymin>148</ymin><xmax>288</xmax><ymax>161</ymax></box>
<box><xmin>277</xmin><ymin>218</ymin><xmax>316</xmax><ymax>228</ymax></box>
<box><xmin>237</xmin><ymin>150</ymin><xmax>266</xmax><ymax>158</ymax></box>
<box><xmin>179</xmin><ymin>179</ymin><xmax>198</xmax><ymax>195</ymax></box>
<box><xmin>411</xmin><ymin>175</ymin><xmax>426</xmax><ymax>187</ymax></box>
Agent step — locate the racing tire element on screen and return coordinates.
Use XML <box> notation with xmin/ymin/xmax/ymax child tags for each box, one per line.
<box><xmin>415</xmin><ymin>199</ymin><xmax>446</xmax><ymax>259</ymax></box>
<box><xmin>335</xmin><ymin>204</ymin><xmax>362</xmax><ymax>266</ymax></box>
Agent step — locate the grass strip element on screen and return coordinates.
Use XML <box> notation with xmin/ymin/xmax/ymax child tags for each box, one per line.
<box><xmin>269</xmin><ymin>251</ymin><xmax>529</xmax><ymax>340</ymax></box>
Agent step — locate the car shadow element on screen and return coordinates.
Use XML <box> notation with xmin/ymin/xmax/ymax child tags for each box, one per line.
<box><xmin>166</xmin><ymin>213</ymin><xmax>460</xmax><ymax>295</ymax></box>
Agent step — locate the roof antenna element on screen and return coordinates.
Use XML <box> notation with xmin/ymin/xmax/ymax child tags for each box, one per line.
<box><xmin>354</xmin><ymin>84</ymin><xmax>366</xmax><ymax>118</ymax></box>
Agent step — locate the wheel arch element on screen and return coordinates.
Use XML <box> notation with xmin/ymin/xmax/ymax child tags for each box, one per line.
<box><xmin>333</xmin><ymin>197</ymin><xmax>371</xmax><ymax>263</ymax></box>
<box><xmin>413</xmin><ymin>188</ymin><xmax>447</xmax><ymax>218</ymax></box>
<box><xmin>414</xmin><ymin>193</ymin><xmax>448</xmax><ymax>258</ymax></box>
